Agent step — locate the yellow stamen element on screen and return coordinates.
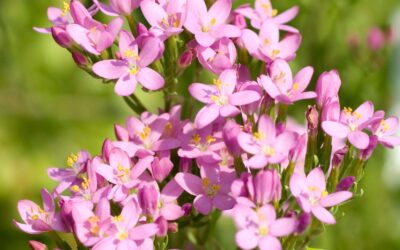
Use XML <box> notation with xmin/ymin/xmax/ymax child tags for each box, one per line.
<box><xmin>166</xmin><ymin>122</ymin><xmax>173</xmax><ymax>131</ymax></box>
<box><xmin>292</xmin><ymin>82</ymin><xmax>299</xmax><ymax>91</ymax></box>
<box><xmin>112</xmin><ymin>215</ymin><xmax>124</xmax><ymax>223</ymax></box>
<box><xmin>210</xmin><ymin>18</ymin><xmax>217</xmax><ymax>26</ymax></box>
<box><xmin>344</xmin><ymin>107</ymin><xmax>353</xmax><ymax>115</ymax></box>
<box><xmin>263</xmin><ymin>39</ymin><xmax>270</xmax><ymax>46</ymax></box>
<box><xmin>123</xmin><ymin>48</ymin><xmax>140</xmax><ymax>60</ymax></box>
<box><xmin>271</xmin><ymin>49</ymin><xmax>280</xmax><ymax>58</ymax></box>
<box><xmin>321</xmin><ymin>190</ymin><xmax>328</xmax><ymax>197</ymax></box>
<box><xmin>258</xmin><ymin>226</ymin><xmax>269</xmax><ymax>236</ymax></box>
<box><xmin>117</xmin><ymin>164</ymin><xmax>130</xmax><ymax>177</ymax></box>
<box><xmin>213</xmin><ymin>78</ymin><xmax>222</xmax><ymax>89</ymax></box>
<box><xmin>271</xmin><ymin>9</ymin><xmax>278</xmax><ymax>17</ymax></box>
<box><xmin>117</xmin><ymin>231</ymin><xmax>128</xmax><ymax>240</ymax></box>
<box><xmin>353</xmin><ymin>111</ymin><xmax>362</xmax><ymax>120</ymax></box>
<box><xmin>191</xmin><ymin>134</ymin><xmax>201</xmax><ymax>145</ymax></box>
<box><xmin>88</xmin><ymin>215</ymin><xmax>99</xmax><ymax>224</ymax></box>
<box><xmin>71</xmin><ymin>185</ymin><xmax>80</xmax><ymax>193</ymax></box>
<box><xmin>81</xmin><ymin>176</ymin><xmax>90</xmax><ymax>190</ymax></box>
<box><xmin>137</xmin><ymin>125</ymin><xmax>151</xmax><ymax>140</ymax></box>
<box><xmin>67</xmin><ymin>153</ymin><xmax>78</xmax><ymax>167</ymax></box>
<box><xmin>202</xmin><ymin>178</ymin><xmax>210</xmax><ymax>188</ymax></box>
<box><xmin>206</xmin><ymin>135</ymin><xmax>216</xmax><ymax>144</ymax></box>
<box><xmin>253</xmin><ymin>131</ymin><xmax>264</xmax><ymax>140</ymax></box>
<box><xmin>263</xmin><ymin>146</ymin><xmax>276</xmax><ymax>156</ymax></box>
<box><xmin>30</xmin><ymin>214</ymin><xmax>39</xmax><ymax>220</ymax></box>
<box><xmin>380</xmin><ymin>120</ymin><xmax>390</xmax><ymax>132</ymax></box>
<box><xmin>173</xmin><ymin>14</ymin><xmax>180</xmax><ymax>28</ymax></box>
<box><xmin>61</xmin><ymin>1</ymin><xmax>70</xmax><ymax>17</ymax></box>
<box><xmin>129</xmin><ymin>66</ymin><xmax>139</xmax><ymax>75</ymax></box>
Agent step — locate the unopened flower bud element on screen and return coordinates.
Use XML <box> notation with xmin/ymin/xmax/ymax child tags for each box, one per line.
<box><xmin>179</xmin><ymin>158</ymin><xmax>192</xmax><ymax>172</ymax></box>
<box><xmin>151</xmin><ymin>157</ymin><xmax>173</xmax><ymax>182</ymax></box>
<box><xmin>71</xmin><ymin>51</ymin><xmax>88</xmax><ymax>67</ymax></box>
<box><xmin>114</xmin><ymin>124</ymin><xmax>129</xmax><ymax>141</ymax></box>
<box><xmin>182</xmin><ymin>203</ymin><xmax>192</xmax><ymax>216</ymax></box>
<box><xmin>110</xmin><ymin>0</ymin><xmax>139</xmax><ymax>16</ymax></box>
<box><xmin>223</xmin><ymin>120</ymin><xmax>242</xmax><ymax>156</ymax></box>
<box><xmin>233</xmin><ymin>14</ymin><xmax>247</xmax><ymax>29</ymax></box>
<box><xmin>29</xmin><ymin>241</ymin><xmax>47</xmax><ymax>250</ymax></box>
<box><xmin>332</xmin><ymin>146</ymin><xmax>348</xmax><ymax>168</ymax></box>
<box><xmin>368</xmin><ymin>27</ymin><xmax>385</xmax><ymax>51</ymax></box>
<box><xmin>360</xmin><ymin>135</ymin><xmax>377</xmax><ymax>161</ymax></box>
<box><xmin>248</xmin><ymin>169</ymin><xmax>281</xmax><ymax>206</ymax></box>
<box><xmin>155</xmin><ymin>216</ymin><xmax>168</xmax><ymax>237</ymax></box>
<box><xmin>296</xmin><ymin>213</ymin><xmax>311</xmax><ymax>234</ymax></box>
<box><xmin>336</xmin><ymin>176</ymin><xmax>355</xmax><ymax>191</ymax></box>
<box><xmin>178</xmin><ymin>50</ymin><xmax>194</xmax><ymax>68</ymax></box>
<box><xmin>168</xmin><ymin>222</ymin><xmax>178</xmax><ymax>233</ymax></box>
<box><xmin>316</xmin><ymin>70</ymin><xmax>341</xmax><ymax>108</ymax></box>
<box><xmin>306</xmin><ymin>105</ymin><xmax>319</xmax><ymax>136</ymax></box>
<box><xmin>138</xmin><ymin>184</ymin><xmax>159</xmax><ymax>216</ymax></box>
<box><xmin>51</xmin><ymin>26</ymin><xmax>72</xmax><ymax>48</ymax></box>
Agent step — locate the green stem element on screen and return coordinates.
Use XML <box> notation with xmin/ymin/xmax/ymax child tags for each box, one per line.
<box><xmin>50</xmin><ymin>231</ymin><xmax>72</xmax><ymax>250</ymax></box>
<box><xmin>125</xmin><ymin>14</ymin><xmax>137</xmax><ymax>37</ymax></box>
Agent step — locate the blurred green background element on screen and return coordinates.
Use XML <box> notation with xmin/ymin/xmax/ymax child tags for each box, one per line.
<box><xmin>1</xmin><ymin>0</ymin><xmax>400</xmax><ymax>249</ymax></box>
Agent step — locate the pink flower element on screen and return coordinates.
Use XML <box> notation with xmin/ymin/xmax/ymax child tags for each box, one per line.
<box><xmin>367</xmin><ymin>26</ymin><xmax>385</xmax><ymax>51</ymax></box>
<box><xmin>241</xmin><ymin>19</ymin><xmax>301</xmax><ymax>62</ymax></box>
<box><xmin>370</xmin><ymin>117</ymin><xmax>400</xmax><ymax>148</ymax></box>
<box><xmin>235</xmin><ymin>0</ymin><xmax>299</xmax><ymax>31</ymax></box>
<box><xmin>90</xmin><ymin>199</ymin><xmax>159</xmax><ymax>250</ymax></box>
<box><xmin>234</xmin><ymin>203</ymin><xmax>296</xmax><ymax>250</ymax></box>
<box><xmin>322</xmin><ymin>101</ymin><xmax>382</xmax><ymax>149</ymax></box>
<box><xmin>175</xmin><ymin>165</ymin><xmax>235</xmax><ymax>214</ymax></box>
<box><xmin>189</xmin><ymin>69</ymin><xmax>261</xmax><ymax>129</ymax></box>
<box><xmin>66</xmin><ymin>2</ymin><xmax>123</xmax><ymax>55</ymax></box>
<box><xmin>94</xmin><ymin>0</ymin><xmax>142</xmax><ymax>16</ymax></box>
<box><xmin>196</xmin><ymin>38</ymin><xmax>237</xmax><ymax>74</ymax></box>
<box><xmin>47</xmin><ymin>150</ymin><xmax>91</xmax><ymax>195</ymax></box>
<box><xmin>184</xmin><ymin>0</ymin><xmax>241</xmax><ymax>47</ymax></box>
<box><xmin>14</xmin><ymin>189</ymin><xmax>68</xmax><ymax>234</ymax></box>
<box><xmin>113</xmin><ymin>113</ymin><xmax>180</xmax><ymax>157</ymax></box>
<box><xmin>315</xmin><ymin>70</ymin><xmax>341</xmax><ymax>108</ymax></box>
<box><xmin>290</xmin><ymin>168</ymin><xmax>352</xmax><ymax>224</ymax></box>
<box><xmin>95</xmin><ymin>148</ymin><xmax>153</xmax><ymax>201</ymax></box>
<box><xmin>259</xmin><ymin>59</ymin><xmax>316</xmax><ymax>104</ymax></box>
<box><xmin>141</xmin><ymin>0</ymin><xmax>187</xmax><ymax>36</ymax></box>
<box><xmin>238</xmin><ymin>115</ymin><xmax>297</xmax><ymax>169</ymax></box>
<box><xmin>93</xmin><ymin>30</ymin><xmax>165</xmax><ymax>95</ymax></box>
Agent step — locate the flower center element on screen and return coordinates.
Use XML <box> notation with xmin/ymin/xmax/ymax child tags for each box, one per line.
<box><xmin>202</xmin><ymin>178</ymin><xmax>220</xmax><ymax>197</ymax></box>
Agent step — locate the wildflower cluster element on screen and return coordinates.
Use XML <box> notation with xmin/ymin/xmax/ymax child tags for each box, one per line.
<box><xmin>17</xmin><ymin>0</ymin><xmax>399</xmax><ymax>249</ymax></box>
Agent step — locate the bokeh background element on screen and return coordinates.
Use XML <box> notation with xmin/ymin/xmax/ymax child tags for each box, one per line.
<box><xmin>1</xmin><ymin>0</ymin><xmax>400</xmax><ymax>249</ymax></box>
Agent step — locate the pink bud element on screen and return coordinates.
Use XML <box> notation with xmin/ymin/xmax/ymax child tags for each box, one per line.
<box><xmin>223</xmin><ymin>120</ymin><xmax>242</xmax><ymax>156</ymax></box>
<box><xmin>179</xmin><ymin>158</ymin><xmax>192</xmax><ymax>172</ymax></box>
<box><xmin>182</xmin><ymin>203</ymin><xmax>192</xmax><ymax>216</ymax></box>
<box><xmin>101</xmin><ymin>139</ymin><xmax>113</xmax><ymax>162</ymax></box>
<box><xmin>368</xmin><ymin>27</ymin><xmax>385</xmax><ymax>51</ymax></box>
<box><xmin>233</xmin><ymin>14</ymin><xmax>247</xmax><ymax>29</ymax></box>
<box><xmin>110</xmin><ymin>0</ymin><xmax>139</xmax><ymax>15</ymax></box>
<box><xmin>316</xmin><ymin>70</ymin><xmax>341</xmax><ymax>108</ymax></box>
<box><xmin>336</xmin><ymin>176</ymin><xmax>355</xmax><ymax>191</ymax></box>
<box><xmin>71</xmin><ymin>51</ymin><xmax>88</xmax><ymax>67</ymax></box>
<box><xmin>114</xmin><ymin>124</ymin><xmax>129</xmax><ymax>141</ymax></box>
<box><xmin>51</xmin><ymin>26</ymin><xmax>72</xmax><ymax>48</ymax></box>
<box><xmin>155</xmin><ymin>216</ymin><xmax>168</xmax><ymax>237</ymax></box>
<box><xmin>248</xmin><ymin>169</ymin><xmax>281</xmax><ymax>206</ymax></box>
<box><xmin>138</xmin><ymin>184</ymin><xmax>159</xmax><ymax>216</ymax></box>
<box><xmin>168</xmin><ymin>222</ymin><xmax>178</xmax><ymax>233</ymax></box>
<box><xmin>360</xmin><ymin>135</ymin><xmax>377</xmax><ymax>160</ymax></box>
<box><xmin>29</xmin><ymin>241</ymin><xmax>47</xmax><ymax>250</ymax></box>
<box><xmin>296</xmin><ymin>213</ymin><xmax>311</xmax><ymax>233</ymax></box>
<box><xmin>332</xmin><ymin>146</ymin><xmax>348</xmax><ymax>167</ymax></box>
<box><xmin>306</xmin><ymin>105</ymin><xmax>319</xmax><ymax>136</ymax></box>
<box><xmin>178</xmin><ymin>50</ymin><xmax>194</xmax><ymax>68</ymax></box>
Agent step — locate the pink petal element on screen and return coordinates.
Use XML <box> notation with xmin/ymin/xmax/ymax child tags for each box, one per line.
<box><xmin>110</xmin><ymin>148</ymin><xmax>131</xmax><ymax>169</ymax></box>
<box><xmin>115</xmin><ymin>73</ymin><xmax>137</xmax><ymax>96</ymax></box>
<box><xmin>269</xmin><ymin>59</ymin><xmax>292</xmax><ymax>90</ymax></box>
<box><xmin>152</xmin><ymin>138</ymin><xmax>180</xmax><ymax>151</ymax></box>
<box><xmin>184</xmin><ymin>0</ymin><xmax>207</xmax><ymax>33</ymax></box>
<box><xmin>214</xmin><ymin>194</ymin><xmax>235</xmax><ymax>210</ymax></box>
<box><xmin>140</xmin><ymin>0</ymin><xmax>167</xmax><ymax>28</ymax></box>
<box><xmin>92</xmin><ymin>60</ymin><xmax>128</xmax><ymax>79</ymax></box>
<box><xmin>311</xmin><ymin>206</ymin><xmax>336</xmax><ymax>224</ymax></box>
<box><xmin>174</xmin><ymin>173</ymin><xmax>203</xmax><ymax>195</ymax></box>
<box><xmin>161</xmin><ymin>203</ymin><xmax>184</xmax><ymax>220</ymax></box>
<box><xmin>306</xmin><ymin>168</ymin><xmax>326</xmax><ymax>191</ymax></box>
<box><xmin>320</xmin><ymin>191</ymin><xmax>352</xmax><ymax>207</ymax></box>
<box><xmin>246</xmin><ymin>154</ymin><xmax>269</xmax><ymax>169</ymax></box>
<box><xmin>229</xmin><ymin>90</ymin><xmax>261</xmax><ymax>106</ymax></box>
<box><xmin>258</xmin><ymin>115</ymin><xmax>276</xmax><ymax>143</ymax></box>
<box><xmin>274</xmin><ymin>6</ymin><xmax>299</xmax><ymax>24</ymax></box>
<box><xmin>195</xmin><ymin>32</ymin><xmax>216</xmax><ymax>47</ymax></box>
<box><xmin>241</xmin><ymin>29</ymin><xmax>260</xmax><ymax>56</ymax></box>
<box><xmin>213</xmin><ymin>24</ymin><xmax>241</xmax><ymax>39</ymax></box>
<box><xmin>194</xmin><ymin>104</ymin><xmax>220</xmax><ymax>129</ymax></box>
<box><xmin>322</xmin><ymin>121</ymin><xmax>350</xmax><ymax>138</ymax></box>
<box><xmin>260</xmin><ymin>19</ymin><xmax>279</xmax><ymax>44</ymax></box>
<box><xmin>274</xmin><ymin>131</ymin><xmax>297</xmax><ymax>153</ymax></box>
<box><xmin>348</xmin><ymin>131</ymin><xmax>370</xmax><ymax>149</ymax></box>
<box><xmin>278</xmin><ymin>33</ymin><xmax>301</xmax><ymax>60</ymax></box>
<box><xmin>208</xmin><ymin>0</ymin><xmax>231</xmax><ymax>26</ymax></box>
<box><xmin>189</xmin><ymin>83</ymin><xmax>217</xmax><ymax>104</ymax></box>
<box><xmin>270</xmin><ymin>218</ymin><xmax>296</xmax><ymax>237</ymax></box>
<box><xmin>139</xmin><ymin>37</ymin><xmax>161</xmax><ymax>67</ymax></box>
<box><xmin>129</xmin><ymin>223</ymin><xmax>158</xmax><ymax>240</ymax></box>
<box><xmin>291</xmin><ymin>91</ymin><xmax>317</xmax><ymax>102</ymax></box>
<box><xmin>259</xmin><ymin>75</ymin><xmax>280</xmax><ymax>98</ymax></box>
<box><xmin>259</xmin><ymin>235</ymin><xmax>282</xmax><ymax>250</ymax></box>
<box><xmin>66</xmin><ymin>24</ymin><xmax>99</xmax><ymax>55</ymax></box>
<box><xmin>236</xmin><ymin>229</ymin><xmax>259</xmax><ymax>250</ymax></box>
<box><xmin>292</xmin><ymin>66</ymin><xmax>314</xmax><ymax>94</ymax></box>
<box><xmin>220</xmin><ymin>105</ymin><xmax>240</xmax><ymax>117</ymax></box>
<box><xmin>289</xmin><ymin>173</ymin><xmax>307</xmax><ymax>197</ymax></box>
<box><xmin>354</xmin><ymin>101</ymin><xmax>374</xmax><ymax>125</ymax></box>
<box><xmin>238</xmin><ymin>132</ymin><xmax>260</xmax><ymax>155</ymax></box>
<box><xmin>194</xmin><ymin>194</ymin><xmax>213</xmax><ymax>215</ymax></box>
<box><xmin>137</xmin><ymin>67</ymin><xmax>165</xmax><ymax>90</ymax></box>
<box><xmin>219</xmin><ymin>69</ymin><xmax>237</xmax><ymax>95</ymax></box>
<box><xmin>131</xmin><ymin>156</ymin><xmax>154</xmax><ymax>179</ymax></box>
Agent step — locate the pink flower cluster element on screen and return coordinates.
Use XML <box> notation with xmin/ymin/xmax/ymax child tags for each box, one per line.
<box><xmin>18</xmin><ymin>0</ymin><xmax>399</xmax><ymax>249</ymax></box>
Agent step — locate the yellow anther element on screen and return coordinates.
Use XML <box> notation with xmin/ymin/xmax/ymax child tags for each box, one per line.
<box><xmin>273</xmin><ymin>71</ymin><xmax>286</xmax><ymax>82</ymax></box>
<box><xmin>81</xmin><ymin>176</ymin><xmax>90</xmax><ymax>190</ymax></box>
<box><xmin>263</xmin><ymin>39</ymin><xmax>270</xmax><ymax>46</ymax></box>
<box><xmin>253</xmin><ymin>131</ymin><xmax>264</xmax><ymax>140</ymax></box>
<box><xmin>202</xmin><ymin>178</ymin><xmax>210</xmax><ymax>188</ymax></box>
<box><xmin>271</xmin><ymin>9</ymin><xmax>278</xmax><ymax>17</ymax></box>
<box><xmin>261</xmin><ymin>3</ymin><xmax>270</xmax><ymax>11</ymax></box>
<box><xmin>123</xmin><ymin>48</ymin><xmax>139</xmax><ymax>60</ymax></box>
<box><xmin>213</xmin><ymin>78</ymin><xmax>222</xmax><ymax>89</ymax></box>
<box><xmin>88</xmin><ymin>216</ymin><xmax>100</xmax><ymax>224</ymax></box>
<box><xmin>161</xmin><ymin>18</ymin><xmax>169</xmax><ymax>26</ymax></box>
<box><xmin>137</xmin><ymin>125</ymin><xmax>151</xmax><ymax>140</ymax></box>
<box><xmin>112</xmin><ymin>215</ymin><xmax>124</xmax><ymax>223</ymax></box>
<box><xmin>211</xmin><ymin>184</ymin><xmax>220</xmax><ymax>192</ymax></box>
<box><xmin>30</xmin><ymin>214</ymin><xmax>39</xmax><ymax>220</ymax></box>
<box><xmin>117</xmin><ymin>164</ymin><xmax>130</xmax><ymax>177</ymax></box>
<box><xmin>263</xmin><ymin>146</ymin><xmax>276</xmax><ymax>156</ymax></box>
<box><xmin>89</xmin><ymin>27</ymin><xmax>97</xmax><ymax>33</ymax></box>
<box><xmin>344</xmin><ymin>107</ymin><xmax>353</xmax><ymax>114</ymax></box>
<box><xmin>210</xmin><ymin>95</ymin><xmax>220</xmax><ymax>102</ymax></box>
<box><xmin>292</xmin><ymin>82</ymin><xmax>299</xmax><ymax>91</ymax></box>
<box><xmin>191</xmin><ymin>134</ymin><xmax>202</xmax><ymax>145</ymax></box>
<box><xmin>258</xmin><ymin>226</ymin><xmax>269</xmax><ymax>236</ymax></box>
<box><xmin>166</xmin><ymin>122</ymin><xmax>172</xmax><ymax>131</ymax></box>
<box><xmin>172</xmin><ymin>14</ymin><xmax>180</xmax><ymax>28</ymax></box>
<box><xmin>217</xmin><ymin>50</ymin><xmax>225</xmax><ymax>55</ymax></box>
<box><xmin>117</xmin><ymin>231</ymin><xmax>128</xmax><ymax>240</ymax></box>
<box><xmin>321</xmin><ymin>190</ymin><xmax>328</xmax><ymax>197</ymax></box>
<box><xmin>210</xmin><ymin>18</ymin><xmax>217</xmax><ymax>26</ymax></box>
<box><xmin>380</xmin><ymin>120</ymin><xmax>390</xmax><ymax>132</ymax></box>
<box><xmin>271</xmin><ymin>49</ymin><xmax>280</xmax><ymax>57</ymax></box>
<box><xmin>308</xmin><ymin>186</ymin><xmax>318</xmax><ymax>192</ymax></box>
<box><xmin>71</xmin><ymin>185</ymin><xmax>80</xmax><ymax>193</ymax></box>
<box><xmin>90</xmin><ymin>225</ymin><xmax>100</xmax><ymax>235</ymax></box>
<box><xmin>129</xmin><ymin>66</ymin><xmax>139</xmax><ymax>75</ymax></box>
<box><xmin>353</xmin><ymin>111</ymin><xmax>362</xmax><ymax>120</ymax></box>
<box><xmin>201</xmin><ymin>26</ymin><xmax>210</xmax><ymax>33</ymax></box>
<box><xmin>206</xmin><ymin>135</ymin><xmax>216</xmax><ymax>144</ymax></box>
<box><xmin>61</xmin><ymin>1</ymin><xmax>70</xmax><ymax>17</ymax></box>
<box><xmin>67</xmin><ymin>153</ymin><xmax>78</xmax><ymax>167</ymax></box>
